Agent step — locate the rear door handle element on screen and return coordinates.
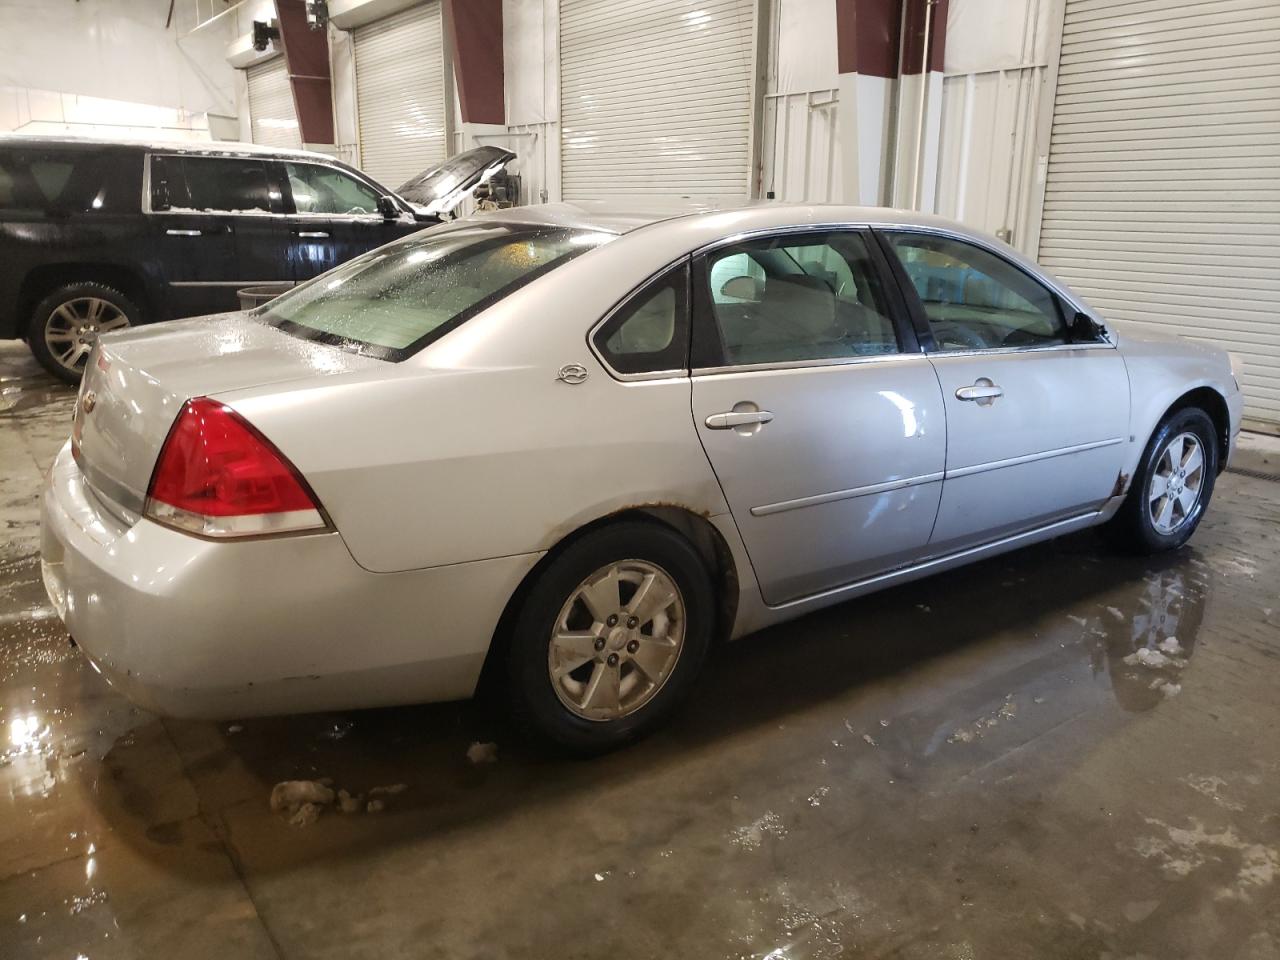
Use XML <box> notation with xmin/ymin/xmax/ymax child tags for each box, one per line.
<box><xmin>705</xmin><ymin>410</ymin><xmax>774</xmax><ymax>429</ymax></box>
<box><xmin>165</xmin><ymin>228</ymin><xmax>203</xmax><ymax>236</ymax></box>
<box><xmin>294</xmin><ymin>230</ymin><xmax>330</xmax><ymax>238</ymax></box>
<box><xmin>955</xmin><ymin>379</ymin><xmax>1003</xmax><ymax>404</ymax></box>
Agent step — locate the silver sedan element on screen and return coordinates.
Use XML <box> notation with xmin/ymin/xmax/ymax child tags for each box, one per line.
<box><xmin>41</xmin><ymin>203</ymin><xmax>1244</xmax><ymax>751</ymax></box>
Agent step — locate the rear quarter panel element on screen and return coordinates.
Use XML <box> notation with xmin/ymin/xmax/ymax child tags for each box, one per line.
<box><xmin>218</xmin><ymin>232</ymin><xmax>733</xmax><ymax>573</ymax></box>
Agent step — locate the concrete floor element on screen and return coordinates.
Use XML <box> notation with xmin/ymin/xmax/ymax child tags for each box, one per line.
<box><xmin>2</xmin><ymin>340</ymin><xmax>1279</xmax><ymax>960</ymax></box>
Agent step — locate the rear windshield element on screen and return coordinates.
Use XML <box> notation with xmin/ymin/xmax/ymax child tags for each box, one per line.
<box><xmin>257</xmin><ymin>222</ymin><xmax>614</xmax><ymax>360</ymax></box>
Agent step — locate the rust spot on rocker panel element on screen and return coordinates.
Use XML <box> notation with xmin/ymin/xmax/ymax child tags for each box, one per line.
<box><xmin>1112</xmin><ymin>472</ymin><xmax>1131</xmax><ymax>498</ymax></box>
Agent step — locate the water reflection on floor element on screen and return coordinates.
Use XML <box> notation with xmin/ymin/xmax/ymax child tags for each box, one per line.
<box><xmin>1</xmin><ymin>342</ymin><xmax>1278</xmax><ymax>959</ymax></box>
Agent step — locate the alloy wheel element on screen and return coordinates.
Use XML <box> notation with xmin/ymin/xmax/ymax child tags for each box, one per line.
<box><xmin>1148</xmin><ymin>431</ymin><xmax>1205</xmax><ymax>535</ymax></box>
<box><xmin>44</xmin><ymin>297</ymin><xmax>130</xmax><ymax>373</ymax></box>
<box><xmin>547</xmin><ymin>559</ymin><xmax>686</xmax><ymax>721</ymax></box>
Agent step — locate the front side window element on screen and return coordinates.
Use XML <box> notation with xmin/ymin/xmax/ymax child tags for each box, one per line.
<box><xmin>285</xmin><ymin>162</ymin><xmax>383</xmax><ymax>215</ymax></box>
<box><xmin>153</xmin><ymin>155</ymin><xmax>278</xmax><ymax>213</ymax></box>
<box><xmin>258</xmin><ymin>222</ymin><xmax>614</xmax><ymax>360</ymax></box>
<box><xmin>593</xmin><ymin>263</ymin><xmax>689</xmax><ymax>375</ymax></box>
<box><xmin>697</xmin><ymin>232</ymin><xmax>900</xmax><ymax>366</ymax></box>
<box><xmin>885</xmin><ymin>232</ymin><xmax>1067</xmax><ymax>351</ymax></box>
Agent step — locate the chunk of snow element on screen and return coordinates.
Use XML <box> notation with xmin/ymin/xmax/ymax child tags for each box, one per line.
<box><xmin>1123</xmin><ymin>647</ymin><xmax>1173</xmax><ymax>669</ymax></box>
<box><xmin>366</xmin><ymin>799</ymin><xmax>385</xmax><ymax>814</ymax></box>
<box><xmin>1158</xmin><ymin>637</ymin><xmax>1182</xmax><ymax>655</ymax></box>
<box><xmin>1106</xmin><ymin>607</ymin><xmax>1125</xmax><ymax>621</ymax></box>
<box><xmin>288</xmin><ymin>802</ymin><xmax>322</xmax><ymax>827</ymax></box>
<box><xmin>862</xmin><ymin>734</ymin><xmax>878</xmax><ymax>747</ymax></box>
<box><xmin>270</xmin><ymin>780</ymin><xmax>334</xmax><ymax>814</ymax></box>
<box><xmin>369</xmin><ymin>783</ymin><xmax>407</xmax><ymax>797</ymax></box>
<box><xmin>466</xmin><ymin>741</ymin><xmax>498</xmax><ymax>765</ymax></box>
<box><xmin>337</xmin><ymin>789</ymin><xmax>362</xmax><ymax>815</ymax></box>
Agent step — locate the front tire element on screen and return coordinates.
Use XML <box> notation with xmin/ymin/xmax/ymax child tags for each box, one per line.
<box><xmin>506</xmin><ymin>522</ymin><xmax>714</xmax><ymax>754</ymax></box>
<box><xmin>28</xmin><ymin>281</ymin><xmax>138</xmax><ymax>383</ymax></box>
<box><xmin>1107</xmin><ymin>406</ymin><xmax>1218</xmax><ymax>553</ymax></box>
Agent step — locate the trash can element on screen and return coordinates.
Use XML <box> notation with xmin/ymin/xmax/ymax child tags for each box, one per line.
<box><xmin>237</xmin><ymin>283</ymin><xmax>293</xmax><ymax>311</ymax></box>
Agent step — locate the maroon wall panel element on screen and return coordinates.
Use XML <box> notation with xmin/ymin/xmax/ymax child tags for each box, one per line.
<box><xmin>445</xmin><ymin>0</ymin><xmax>505</xmax><ymax>126</ymax></box>
<box><xmin>274</xmin><ymin>0</ymin><xmax>334</xmax><ymax>144</ymax></box>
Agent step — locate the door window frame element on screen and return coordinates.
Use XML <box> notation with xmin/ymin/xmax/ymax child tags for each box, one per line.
<box><xmin>871</xmin><ymin>226</ymin><xmax>1113</xmax><ymax>356</ymax></box>
<box><xmin>688</xmin><ymin>226</ymin><xmax>921</xmax><ymax>374</ymax></box>
<box><xmin>142</xmin><ymin>152</ymin><xmax>284</xmax><ymax>216</ymax></box>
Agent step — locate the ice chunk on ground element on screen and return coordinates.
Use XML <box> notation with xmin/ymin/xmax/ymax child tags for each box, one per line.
<box><xmin>288</xmin><ymin>802</ymin><xmax>323</xmax><ymax>827</ymax></box>
<box><xmin>467</xmin><ymin>741</ymin><xmax>498</xmax><ymax>764</ymax></box>
<box><xmin>369</xmin><ymin>783</ymin><xmax>407</xmax><ymax>796</ymax></box>
<box><xmin>1158</xmin><ymin>636</ymin><xmax>1183</xmax><ymax>655</ymax></box>
<box><xmin>1123</xmin><ymin>647</ymin><xmax>1174</xmax><ymax>668</ymax></box>
<box><xmin>366</xmin><ymin>799</ymin><xmax>385</xmax><ymax>814</ymax></box>
<box><xmin>337</xmin><ymin>789</ymin><xmax>362</xmax><ymax>814</ymax></box>
<box><xmin>270</xmin><ymin>780</ymin><xmax>335</xmax><ymax>815</ymax></box>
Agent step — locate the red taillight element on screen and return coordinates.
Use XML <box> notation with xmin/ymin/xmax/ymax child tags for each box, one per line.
<box><xmin>145</xmin><ymin>398</ymin><xmax>327</xmax><ymax>538</ymax></box>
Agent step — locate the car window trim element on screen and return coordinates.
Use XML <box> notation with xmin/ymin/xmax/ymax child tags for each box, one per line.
<box><xmin>278</xmin><ymin>158</ymin><xmax>387</xmax><ymax>219</ymax></box>
<box><xmin>871</xmin><ymin>225</ymin><xmax>1113</xmax><ymax>352</ymax></box>
<box><xmin>689</xmin><ymin>225</ymin><xmax>919</xmax><ymax>374</ymax></box>
<box><xmin>587</xmin><ymin>257</ymin><xmax>693</xmax><ymax>382</ymax></box>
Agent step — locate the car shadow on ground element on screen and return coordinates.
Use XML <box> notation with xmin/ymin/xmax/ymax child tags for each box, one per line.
<box><xmin>81</xmin><ymin>526</ymin><xmax>1211</xmax><ymax>878</ymax></box>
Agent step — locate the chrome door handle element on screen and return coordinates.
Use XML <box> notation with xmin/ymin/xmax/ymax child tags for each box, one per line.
<box><xmin>294</xmin><ymin>230</ymin><xmax>330</xmax><ymax>238</ymax></box>
<box><xmin>165</xmin><ymin>228</ymin><xmax>202</xmax><ymax>236</ymax></box>
<box><xmin>955</xmin><ymin>380</ymin><xmax>1003</xmax><ymax>403</ymax></box>
<box><xmin>705</xmin><ymin>410</ymin><xmax>774</xmax><ymax>429</ymax></box>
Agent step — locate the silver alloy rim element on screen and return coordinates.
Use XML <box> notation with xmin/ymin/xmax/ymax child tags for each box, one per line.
<box><xmin>1148</xmin><ymin>431</ymin><xmax>1205</xmax><ymax>535</ymax></box>
<box><xmin>548</xmin><ymin>559</ymin><xmax>686</xmax><ymax>722</ymax></box>
<box><xmin>44</xmin><ymin>297</ymin><xmax>130</xmax><ymax>372</ymax></box>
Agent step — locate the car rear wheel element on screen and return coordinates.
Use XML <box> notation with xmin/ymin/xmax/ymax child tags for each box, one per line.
<box><xmin>29</xmin><ymin>282</ymin><xmax>137</xmax><ymax>383</ymax></box>
<box><xmin>506</xmin><ymin>521</ymin><xmax>714</xmax><ymax>754</ymax></box>
<box><xmin>1107</xmin><ymin>407</ymin><xmax>1218</xmax><ymax>554</ymax></box>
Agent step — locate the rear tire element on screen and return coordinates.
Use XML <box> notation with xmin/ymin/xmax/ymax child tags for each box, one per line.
<box><xmin>1106</xmin><ymin>406</ymin><xmax>1218</xmax><ymax>554</ymax></box>
<box><xmin>28</xmin><ymin>281</ymin><xmax>138</xmax><ymax>384</ymax></box>
<box><xmin>506</xmin><ymin>521</ymin><xmax>714</xmax><ymax>755</ymax></box>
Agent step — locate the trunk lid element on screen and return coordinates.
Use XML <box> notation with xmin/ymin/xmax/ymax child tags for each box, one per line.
<box><xmin>394</xmin><ymin>145</ymin><xmax>516</xmax><ymax>216</ymax></box>
<box><xmin>72</xmin><ymin>313</ymin><xmax>382</xmax><ymax>515</ymax></box>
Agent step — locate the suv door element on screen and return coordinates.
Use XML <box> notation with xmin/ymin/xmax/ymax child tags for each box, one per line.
<box><xmin>689</xmin><ymin>229</ymin><xmax>946</xmax><ymax>605</ymax></box>
<box><xmin>280</xmin><ymin>160</ymin><xmax>417</xmax><ymax>282</ymax></box>
<box><xmin>879</xmin><ymin>229</ymin><xmax>1129</xmax><ymax>553</ymax></box>
<box><xmin>149</xmin><ymin>154</ymin><xmax>291</xmax><ymax>315</ymax></box>
<box><xmin>147</xmin><ymin>154</ymin><xmax>238</xmax><ymax>317</ymax></box>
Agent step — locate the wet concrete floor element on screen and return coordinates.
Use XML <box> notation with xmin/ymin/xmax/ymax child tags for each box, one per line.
<box><xmin>2</xmin><ymin>341</ymin><xmax>1279</xmax><ymax>959</ymax></box>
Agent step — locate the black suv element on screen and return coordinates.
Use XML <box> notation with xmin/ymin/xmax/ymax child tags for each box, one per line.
<box><xmin>0</xmin><ymin>136</ymin><xmax>515</xmax><ymax>381</ymax></box>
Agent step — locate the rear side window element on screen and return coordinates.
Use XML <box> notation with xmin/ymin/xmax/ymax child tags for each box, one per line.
<box><xmin>258</xmin><ymin>222</ymin><xmax>615</xmax><ymax>361</ymax></box>
<box><xmin>593</xmin><ymin>263</ymin><xmax>689</xmax><ymax>375</ymax></box>
<box><xmin>151</xmin><ymin>155</ymin><xmax>280</xmax><ymax>214</ymax></box>
<box><xmin>0</xmin><ymin>148</ymin><xmax>139</xmax><ymax>214</ymax></box>
<box><xmin>697</xmin><ymin>231</ymin><xmax>900</xmax><ymax>366</ymax></box>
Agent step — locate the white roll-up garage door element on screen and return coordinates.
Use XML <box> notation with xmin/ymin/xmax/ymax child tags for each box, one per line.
<box><xmin>1039</xmin><ymin>0</ymin><xmax>1280</xmax><ymax>426</ymax></box>
<box><xmin>352</xmin><ymin>2</ymin><xmax>446</xmax><ymax>190</ymax></box>
<box><xmin>559</xmin><ymin>0</ymin><xmax>756</xmax><ymax>201</ymax></box>
<box><xmin>246</xmin><ymin>57</ymin><xmax>301</xmax><ymax>150</ymax></box>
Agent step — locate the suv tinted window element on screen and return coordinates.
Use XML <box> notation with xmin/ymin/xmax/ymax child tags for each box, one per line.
<box><xmin>885</xmin><ymin>232</ymin><xmax>1067</xmax><ymax>351</ymax></box>
<box><xmin>285</xmin><ymin>162</ymin><xmax>382</xmax><ymax>215</ymax></box>
<box><xmin>698</xmin><ymin>232</ymin><xmax>900</xmax><ymax>366</ymax></box>
<box><xmin>259</xmin><ymin>222</ymin><xmax>614</xmax><ymax>361</ymax></box>
<box><xmin>594</xmin><ymin>263</ymin><xmax>689</xmax><ymax>375</ymax></box>
<box><xmin>0</xmin><ymin>148</ymin><xmax>138</xmax><ymax>214</ymax></box>
<box><xmin>152</xmin><ymin>155</ymin><xmax>279</xmax><ymax>213</ymax></box>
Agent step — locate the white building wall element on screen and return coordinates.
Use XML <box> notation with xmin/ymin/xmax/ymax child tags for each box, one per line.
<box><xmin>500</xmin><ymin>0</ymin><xmax>560</xmax><ymax>204</ymax></box>
<box><xmin>0</xmin><ymin>0</ymin><xmax>240</xmax><ymax>136</ymax></box>
<box><xmin>933</xmin><ymin>0</ymin><xmax>1062</xmax><ymax>254</ymax></box>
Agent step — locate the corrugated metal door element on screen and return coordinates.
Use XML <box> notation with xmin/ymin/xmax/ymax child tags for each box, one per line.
<box><xmin>353</xmin><ymin>2</ymin><xmax>446</xmax><ymax>190</ymax></box>
<box><xmin>247</xmin><ymin>57</ymin><xmax>301</xmax><ymax>149</ymax></box>
<box><xmin>1039</xmin><ymin>0</ymin><xmax>1280</xmax><ymax>426</ymax></box>
<box><xmin>559</xmin><ymin>0</ymin><xmax>757</xmax><ymax>201</ymax></box>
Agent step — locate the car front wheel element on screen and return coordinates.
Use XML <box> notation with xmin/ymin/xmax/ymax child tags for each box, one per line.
<box><xmin>1107</xmin><ymin>406</ymin><xmax>1219</xmax><ymax>553</ymax></box>
<box><xmin>507</xmin><ymin>521</ymin><xmax>714</xmax><ymax>754</ymax></box>
<box><xmin>29</xmin><ymin>282</ymin><xmax>138</xmax><ymax>383</ymax></box>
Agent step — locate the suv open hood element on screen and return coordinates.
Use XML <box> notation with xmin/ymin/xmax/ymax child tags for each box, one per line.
<box><xmin>395</xmin><ymin>146</ymin><xmax>516</xmax><ymax>216</ymax></box>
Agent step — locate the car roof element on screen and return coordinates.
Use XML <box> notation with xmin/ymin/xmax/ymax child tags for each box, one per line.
<box><xmin>0</xmin><ymin>133</ymin><xmax>337</xmax><ymax>164</ymax></box>
<box><xmin>476</xmin><ymin>199</ymin><xmax>967</xmax><ymax>236</ymax></box>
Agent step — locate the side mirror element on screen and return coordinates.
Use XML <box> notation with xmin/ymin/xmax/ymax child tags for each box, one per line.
<box><xmin>720</xmin><ymin>276</ymin><xmax>761</xmax><ymax>301</ymax></box>
<box><xmin>376</xmin><ymin>195</ymin><xmax>399</xmax><ymax>221</ymax></box>
<box><xmin>1070</xmin><ymin>311</ymin><xmax>1104</xmax><ymax>343</ymax></box>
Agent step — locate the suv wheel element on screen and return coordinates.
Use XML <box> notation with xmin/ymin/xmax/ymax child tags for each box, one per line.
<box><xmin>29</xmin><ymin>282</ymin><xmax>138</xmax><ymax>383</ymax></box>
<box><xmin>506</xmin><ymin>522</ymin><xmax>714</xmax><ymax>754</ymax></box>
<box><xmin>1106</xmin><ymin>406</ymin><xmax>1218</xmax><ymax>553</ymax></box>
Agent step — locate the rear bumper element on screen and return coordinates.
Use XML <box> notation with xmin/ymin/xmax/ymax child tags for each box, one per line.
<box><xmin>41</xmin><ymin>441</ymin><xmax>540</xmax><ymax>718</ymax></box>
